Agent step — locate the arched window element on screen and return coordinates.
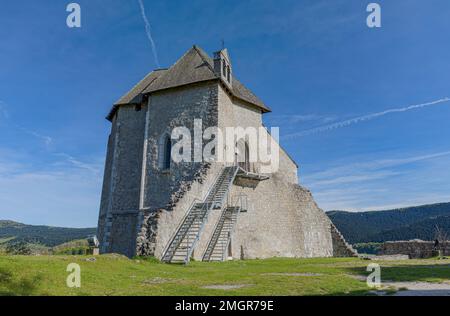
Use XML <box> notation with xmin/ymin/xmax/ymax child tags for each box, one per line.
<box><xmin>226</xmin><ymin>65</ymin><xmax>231</xmax><ymax>82</ymax></box>
<box><xmin>158</xmin><ymin>134</ymin><xmax>172</xmax><ymax>170</ymax></box>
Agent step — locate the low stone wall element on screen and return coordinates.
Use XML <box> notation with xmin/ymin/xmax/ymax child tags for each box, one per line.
<box><xmin>380</xmin><ymin>240</ymin><xmax>450</xmax><ymax>259</ymax></box>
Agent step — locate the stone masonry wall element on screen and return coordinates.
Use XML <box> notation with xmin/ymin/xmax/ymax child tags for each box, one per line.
<box><xmin>97</xmin><ymin>117</ymin><xmax>116</xmax><ymax>246</ymax></box>
<box><xmin>143</xmin><ymin>82</ymin><xmax>219</xmax><ymax>211</ymax></box>
<box><xmin>112</xmin><ymin>105</ymin><xmax>147</xmax><ymax>213</ymax></box>
<box><xmin>380</xmin><ymin>240</ymin><xmax>450</xmax><ymax>259</ymax></box>
<box><xmin>140</xmin><ymin>82</ymin><xmax>224</xmax><ymax>259</ymax></box>
<box><xmin>98</xmin><ymin>104</ymin><xmax>147</xmax><ymax>256</ymax></box>
<box><xmin>229</xmin><ymin>178</ymin><xmax>335</xmax><ymax>259</ymax></box>
<box><xmin>215</xmin><ymin>85</ymin><xmax>336</xmax><ymax>259</ymax></box>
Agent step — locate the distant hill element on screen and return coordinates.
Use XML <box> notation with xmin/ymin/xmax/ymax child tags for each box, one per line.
<box><xmin>0</xmin><ymin>220</ymin><xmax>96</xmax><ymax>247</ymax></box>
<box><xmin>327</xmin><ymin>202</ymin><xmax>450</xmax><ymax>244</ymax></box>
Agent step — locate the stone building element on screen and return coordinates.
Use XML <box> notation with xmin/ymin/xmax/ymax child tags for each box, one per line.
<box><xmin>97</xmin><ymin>45</ymin><xmax>356</xmax><ymax>262</ymax></box>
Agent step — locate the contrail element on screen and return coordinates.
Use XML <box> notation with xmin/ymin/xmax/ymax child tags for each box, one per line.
<box><xmin>137</xmin><ymin>0</ymin><xmax>160</xmax><ymax>68</ymax></box>
<box><xmin>284</xmin><ymin>97</ymin><xmax>450</xmax><ymax>138</ymax></box>
<box><xmin>56</xmin><ymin>153</ymin><xmax>101</xmax><ymax>174</ymax></box>
<box><xmin>18</xmin><ymin>126</ymin><xmax>53</xmax><ymax>147</ymax></box>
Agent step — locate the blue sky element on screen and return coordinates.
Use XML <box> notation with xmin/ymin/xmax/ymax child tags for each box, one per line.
<box><xmin>1</xmin><ymin>0</ymin><xmax>450</xmax><ymax>227</ymax></box>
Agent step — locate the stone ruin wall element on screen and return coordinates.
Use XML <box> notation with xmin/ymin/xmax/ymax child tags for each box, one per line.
<box><xmin>380</xmin><ymin>240</ymin><xmax>450</xmax><ymax>259</ymax></box>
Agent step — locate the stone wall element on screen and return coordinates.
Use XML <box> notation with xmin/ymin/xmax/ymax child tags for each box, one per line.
<box><xmin>136</xmin><ymin>210</ymin><xmax>160</xmax><ymax>257</ymax></box>
<box><xmin>98</xmin><ymin>103</ymin><xmax>147</xmax><ymax>256</ymax></box>
<box><xmin>143</xmin><ymin>82</ymin><xmax>219</xmax><ymax>211</ymax></box>
<box><xmin>140</xmin><ymin>82</ymin><xmax>224</xmax><ymax>259</ymax></box>
<box><xmin>108</xmin><ymin>212</ymin><xmax>139</xmax><ymax>257</ymax></box>
<box><xmin>330</xmin><ymin>223</ymin><xmax>358</xmax><ymax>257</ymax></box>
<box><xmin>97</xmin><ymin>119</ymin><xmax>116</xmax><ymax>246</ymax></box>
<box><xmin>380</xmin><ymin>240</ymin><xmax>450</xmax><ymax>259</ymax></box>
<box><xmin>217</xmin><ymin>84</ymin><xmax>298</xmax><ymax>183</ymax></box>
<box><xmin>227</xmin><ymin>179</ymin><xmax>335</xmax><ymax>259</ymax></box>
<box><xmin>112</xmin><ymin>105</ymin><xmax>147</xmax><ymax>213</ymax></box>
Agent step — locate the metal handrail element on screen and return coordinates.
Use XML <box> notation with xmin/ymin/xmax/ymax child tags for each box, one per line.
<box><xmin>202</xmin><ymin>192</ymin><xmax>247</xmax><ymax>262</ymax></box>
<box><xmin>185</xmin><ymin>166</ymin><xmax>239</xmax><ymax>263</ymax></box>
<box><xmin>162</xmin><ymin>164</ymin><xmax>243</xmax><ymax>263</ymax></box>
<box><xmin>222</xmin><ymin>194</ymin><xmax>247</xmax><ymax>261</ymax></box>
<box><xmin>202</xmin><ymin>203</ymin><xmax>229</xmax><ymax>261</ymax></box>
<box><xmin>161</xmin><ymin>197</ymin><xmax>202</xmax><ymax>261</ymax></box>
<box><xmin>161</xmin><ymin>164</ymin><xmax>226</xmax><ymax>262</ymax></box>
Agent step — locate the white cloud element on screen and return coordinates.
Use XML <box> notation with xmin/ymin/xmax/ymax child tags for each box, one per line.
<box><xmin>304</xmin><ymin>150</ymin><xmax>450</xmax><ymax>212</ymax></box>
<box><xmin>285</xmin><ymin>98</ymin><xmax>450</xmax><ymax>138</ymax></box>
<box><xmin>305</xmin><ymin>150</ymin><xmax>450</xmax><ymax>185</ymax></box>
<box><xmin>0</xmin><ymin>151</ymin><xmax>103</xmax><ymax>227</ymax></box>
<box><xmin>0</xmin><ymin>101</ymin><xmax>53</xmax><ymax>147</ymax></box>
<box><xmin>309</xmin><ymin>170</ymin><xmax>402</xmax><ymax>187</ymax></box>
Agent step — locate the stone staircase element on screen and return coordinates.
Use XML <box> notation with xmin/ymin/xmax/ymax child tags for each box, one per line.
<box><xmin>202</xmin><ymin>206</ymin><xmax>241</xmax><ymax>262</ymax></box>
<box><xmin>161</xmin><ymin>166</ymin><xmax>239</xmax><ymax>264</ymax></box>
<box><xmin>330</xmin><ymin>223</ymin><xmax>358</xmax><ymax>257</ymax></box>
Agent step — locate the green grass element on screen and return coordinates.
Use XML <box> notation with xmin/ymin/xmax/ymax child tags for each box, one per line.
<box><xmin>0</xmin><ymin>255</ymin><xmax>448</xmax><ymax>296</ymax></box>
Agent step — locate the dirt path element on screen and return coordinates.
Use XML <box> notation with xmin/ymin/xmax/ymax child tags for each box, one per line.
<box><xmin>381</xmin><ymin>282</ymin><xmax>450</xmax><ymax>296</ymax></box>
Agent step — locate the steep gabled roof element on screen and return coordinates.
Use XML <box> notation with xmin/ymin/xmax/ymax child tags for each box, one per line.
<box><xmin>107</xmin><ymin>69</ymin><xmax>167</xmax><ymax>121</ymax></box>
<box><xmin>107</xmin><ymin>45</ymin><xmax>270</xmax><ymax>121</ymax></box>
<box><xmin>142</xmin><ymin>46</ymin><xmax>217</xmax><ymax>94</ymax></box>
<box><xmin>115</xmin><ymin>69</ymin><xmax>167</xmax><ymax>105</ymax></box>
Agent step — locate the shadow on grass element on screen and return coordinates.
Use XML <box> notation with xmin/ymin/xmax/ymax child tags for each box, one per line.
<box><xmin>0</xmin><ymin>267</ymin><xmax>43</xmax><ymax>296</ymax></box>
<box><xmin>344</xmin><ymin>263</ymin><xmax>450</xmax><ymax>283</ymax></box>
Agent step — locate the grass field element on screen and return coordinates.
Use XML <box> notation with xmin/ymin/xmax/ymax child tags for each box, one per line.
<box><xmin>0</xmin><ymin>255</ymin><xmax>449</xmax><ymax>296</ymax></box>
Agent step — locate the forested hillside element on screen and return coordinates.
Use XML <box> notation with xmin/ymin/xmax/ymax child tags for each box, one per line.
<box><xmin>327</xmin><ymin>202</ymin><xmax>450</xmax><ymax>244</ymax></box>
<box><xmin>0</xmin><ymin>220</ymin><xmax>96</xmax><ymax>247</ymax></box>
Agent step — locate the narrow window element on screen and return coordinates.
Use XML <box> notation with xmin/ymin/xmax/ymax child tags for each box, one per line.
<box><xmin>227</xmin><ymin>65</ymin><xmax>231</xmax><ymax>82</ymax></box>
<box><xmin>159</xmin><ymin>134</ymin><xmax>172</xmax><ymax>170</ymax></box>
<box><xmin>164</xmin><ymin>137</ymin><xmax>171</xmax><ymax>170</ymax></box>
<box><xmin>222</xmin><ymin>60</ymin><xmax>227</xmax><ymax>77</ymax></box>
